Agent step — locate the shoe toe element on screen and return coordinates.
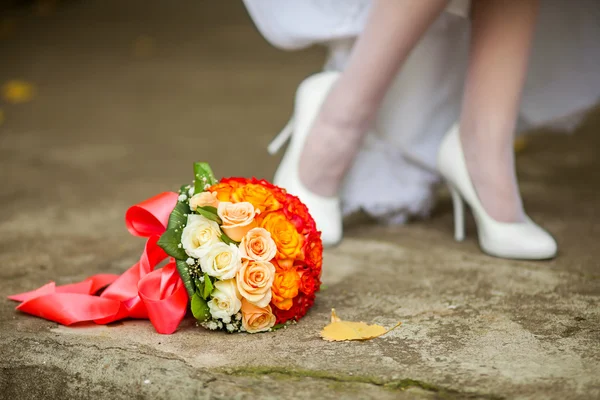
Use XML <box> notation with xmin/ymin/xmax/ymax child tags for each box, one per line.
<box><xmin>479</xmin><ymin>222</ymin><xmax>558</xmax><ymax>260</ymax></box>
<box><xmin>512</xmin><ymin>225</ymin><xmax>558</xmax><ymax>260</ymax></box>
<box><xmin>528</xmin><ymin>229</ymin><xmax>558</xmax><ymax>259</ymax></box>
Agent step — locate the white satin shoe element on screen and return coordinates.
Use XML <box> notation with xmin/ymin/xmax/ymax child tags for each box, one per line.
<box><xmin>437</xmin><ymin>124</ymin><xmax>558</xmax><ymax>260</ymax></box>
<box><xmin>268</xmin><ymin>72</ymin><xmax>343</xmax><ymax>247</ymax></box>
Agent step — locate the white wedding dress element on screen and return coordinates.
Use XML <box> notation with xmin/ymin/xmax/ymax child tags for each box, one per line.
<box><xmin>243</xmin><ymin>0</ymin><xmax>600</xmax><ymax>224</ymax></box>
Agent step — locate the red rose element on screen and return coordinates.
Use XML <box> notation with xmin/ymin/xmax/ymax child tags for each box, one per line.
<box><xmin>282</xmin><ymin>194</ymin><xmax>317</xmax><ymax>235</ymax></box>
<box><xmin>303</xmin><ymin>231</ymin><xmax>323</xmax><ymax>271</ymax></box>
<box><xmin>299</xmin><ymin>271</ymin><xmax>317</xmax><ymax>296</ymax></box>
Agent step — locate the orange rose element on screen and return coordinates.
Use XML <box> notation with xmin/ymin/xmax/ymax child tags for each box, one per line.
<box><xmin>231</xmin><ymin>183</ymin><xmax>281</xmax><ymax>213</ymax></box>
<box><xmin>240</xmin><ymin>227</ymin><xmax>277</xmax><ymax>262</ymax></box>
<box><xmin>209</xmin><ymin>181</ymin><xmax>240</xmax><ymax>202</ymax></box>
<box><xmin>270</xmin><ymin>259</ymin><xmax>290</xmax><ymax>272</ymax></box>
<box><xmin>271</xmin><ymin>269</ymin><xmax>300</xmax><ymax>310</ymax></box>
<box><xmin>189</xmin><ymin>191</ymin><xmax>220</xmax><ymax>210</ymax></box>
<box><xmin>241</xmin><ymin>299</ymin><xmax>276</xmax><ymax>333</ymax></box>
<box><xmin>236</xmin><ymin>259</ymin><xmax>276</xmax><ymax>307</ymax></box>
<box><xmin>260</xmin><ymin>211</ymin><xmax>305</xmax><ymax>264</ymax></box>
<box><xmin>217</xmin><ymin>201</ymin><xmax>259</xmax><ymax>242</ymax></box>
<box><xmin>250</xmin><ymin>179</ymin><xmax>288</xmax><ymax>203</ymax></box>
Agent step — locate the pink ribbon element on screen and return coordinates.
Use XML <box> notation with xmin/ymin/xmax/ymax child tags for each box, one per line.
<box><xmin>8</xmin><ymin>192</ymin><xmax>189</xmax><ymax>334</ymax></box>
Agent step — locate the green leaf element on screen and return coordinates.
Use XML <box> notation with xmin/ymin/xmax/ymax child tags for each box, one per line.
<box><xmin>176</xmin><ymin>259</ymin><xmax>195</xmax><ymax>298</ymax></box>
<box><xmin>167</xmin><ymin>201</ymin><xmax>190</xmax><ymax>231</ymax></box>
<box><xmin>157</xmin><ymin>229</ymin><xmax>187</xmax><ymax>260</ymax></box>
<box><xmin>179</xmin><ymin>184</ymin><xmax>192</xmax><ymax>196</ymax></box>
<box><xmin>191</xmin><ymin>292</ymin><xmax>211</xmax><ymax>322</ymax></box>
<box><xmin>271</xmin><ymin>323</ymin><xmax>286</xmax><ymax>331</ymax></box>
<box><xmin>201</xmin><ymin>205</ymin><xmax>218</xmax><ymax>214</ymax></box>
<box><xmin>202</xmin><ymin>273</ymin><xmax>214</xmax><ymax>299</ymax></box>
<box><xmin>194</xmin><ymin>277</ymin><xmax>204</xmax><ymax>293</ymax></box>
<box><xmin>194</xmin><ymin>275</ymin><xmax>214</xmax><ymax>301</ymax></box>
<box><xmin>196</xmin><ymin>206</ymin><xmax>222</xmax><ymax>224</ymax></box>
<box><xmin>158</xmin><ymin>201</ymin><xmax>191</xmax><ymax>260</ymax></box>
<box><xmin>220</xmin><ymin>233</ymin><xmax>240</xmax><ymax>246</ymax></box>
<box><xmin>194</xmin><ymin>162</ymin><xmax>217</xmax><ymax>194</ymax></box>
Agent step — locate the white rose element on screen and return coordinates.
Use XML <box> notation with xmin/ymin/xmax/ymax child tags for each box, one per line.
<box><xmin>207</xmin><ymin>279</ymin><xmax>242</xmax><ymax>322</ymax></box>
<box><xmin>200</xmin><ymin>242</ymin><xmax>242</xmax><ymax>280</ymax></box>
<box><xmin>181</xmin><ymin>214</ymin><xmax>221</xmax><ymax>259</ymax></box>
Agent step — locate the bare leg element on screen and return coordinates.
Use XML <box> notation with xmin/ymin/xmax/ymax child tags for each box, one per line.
<box><xmin>298</xmin><ymin>0</ymin><xmax>449</xmax><ymax>197</ymax></box>
<box><xmin>460</xmin><ymin>0</ymin><xmax>539</xmax><ymax>222</ymax></box>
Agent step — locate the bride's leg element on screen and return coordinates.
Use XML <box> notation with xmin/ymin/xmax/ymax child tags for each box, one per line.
<box><xmin>299</xmin><ymin>0</ymin><xmax>448</xmax><ymax>197</ymax></box>
<box><xmin>460</xmin><ymin>0</ymin><xmax>539</xmax><ymax>222</ymax></box>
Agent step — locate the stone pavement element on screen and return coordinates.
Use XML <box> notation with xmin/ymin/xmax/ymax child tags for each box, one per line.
<box><xmin>0</xmin><ymin>1</ymin><xmax>598</xmax><ymax>399</ymax></box>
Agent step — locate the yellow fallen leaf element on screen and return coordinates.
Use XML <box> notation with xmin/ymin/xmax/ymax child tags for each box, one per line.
<box><xmin>330</xmin><ymin>309</ymin><xmax>342</xmax><ymax>323</ymax></box>
<box><xmin>2</xmin><ymin>80</ymin><xmax>36</xmax><ymax>104</ymax></box>
<box><xmin>320</xmin><ymin>309</ymin><xmax>401</xmax><ymax>342</ymax></box>
<box><xmin>514</xmin><ymin>137</ymin><xmax>527</xmax><ymax>154</ymax></box>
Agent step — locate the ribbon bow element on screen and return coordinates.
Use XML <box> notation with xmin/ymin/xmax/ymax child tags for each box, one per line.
<box><xmin>8</xmin><ymin>192</ymin><xmax>189</xmax><ymax>334</ymax></box>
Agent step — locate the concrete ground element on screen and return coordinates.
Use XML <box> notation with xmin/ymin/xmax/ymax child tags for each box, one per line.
<box><xmin>1</xmin><ymin>1</ymin><xmax>599</xmax><ymax>399</ymax></box>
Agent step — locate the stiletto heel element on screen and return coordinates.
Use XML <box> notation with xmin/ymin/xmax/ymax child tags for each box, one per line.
<box><xmin>267</xmin><ymin>117</ymin><xmax>294</xmax><ymax>155</ymax></box>
<box><xmin>449</xmin><ymin>185</ymin><xmax>465</xmax><ymax>242</ymax></box>
<box><xmin>268</xmin><ymin>72</ymin><xmax>343</xmax><ymax>247</ymax></box>
<box><xmin>437</xmin><ymin>124</ymin><xmax>557</xmax><ymax>260</ymax></box>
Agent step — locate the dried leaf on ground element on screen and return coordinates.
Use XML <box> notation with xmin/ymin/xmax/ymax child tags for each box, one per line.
<box><xmin>2</xmin><ymin>80</ymin><xmax>36</xmax><ymax>104</ymax></box>
<box><xmin>320</xmin><ymin>309</ymin><xmax>401</xmax><ymax>342</ymax></box>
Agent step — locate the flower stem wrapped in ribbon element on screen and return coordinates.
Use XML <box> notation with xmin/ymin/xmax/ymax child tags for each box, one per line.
<box><xmin>8</xmin><ymin>162</ymin><xmax>323</xmax><ymax>334</ymax></box>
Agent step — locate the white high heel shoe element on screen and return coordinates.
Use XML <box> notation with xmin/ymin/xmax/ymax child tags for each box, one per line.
<box><xmin>437</xmin><ymin>124</ymin><xmax>558</xmax><ymax>260</ymax></box>
<box><xmin>268</xmin><ymin>71</ymin><xmax>343</xmax><ymax>247</ymax></box>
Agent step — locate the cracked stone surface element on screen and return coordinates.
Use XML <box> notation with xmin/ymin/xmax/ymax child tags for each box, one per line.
<box><xmin>0</xmin><ymin>1</ymin><xmax>599</xmax><ymax>399</ymax></box>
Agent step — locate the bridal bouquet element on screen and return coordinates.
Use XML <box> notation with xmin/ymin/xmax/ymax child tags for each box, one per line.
<box><xmin>158</xmin><ymin>163</ymin><xmax>323</xmax><ymax>333</ymax></box>
<box><xmin>8</xmin><ymin>162</ymin><xmax>322</xmax><ymax>334</ymax></box>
